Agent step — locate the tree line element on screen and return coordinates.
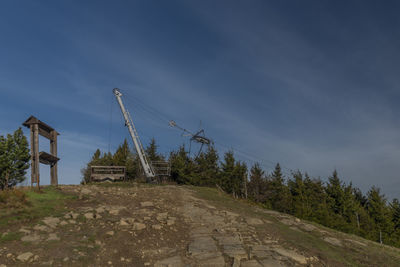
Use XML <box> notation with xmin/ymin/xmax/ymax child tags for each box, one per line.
<box><xmin>83</xmin><ymin>138</ymin><xmax>400</xmax><ymax>248</ymax></box>
<box><xmin>2</xmin><ymin>128</ymin><xmax>398</xmax><ymax>248</ymax></box>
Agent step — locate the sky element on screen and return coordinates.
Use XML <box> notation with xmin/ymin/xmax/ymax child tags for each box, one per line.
<box><xmin>1</xmin><ymin>1</ymin><xmax>399</xmax><ymax>199</ymax></box>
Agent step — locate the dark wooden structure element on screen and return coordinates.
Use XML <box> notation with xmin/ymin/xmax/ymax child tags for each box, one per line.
<box><xmin>90</xmin><ymin>166</ymin><xmax>126</xmax><ymax>182</ymax></box>
<box><xmin>23</xmin><ymin>116</ymin><xmax>60</xmax><ymax>188</ymax></box>
<box><xmin>150</xmin><ymin>161</ymin><xmax>171</xmax><ymax>177</ymax></box>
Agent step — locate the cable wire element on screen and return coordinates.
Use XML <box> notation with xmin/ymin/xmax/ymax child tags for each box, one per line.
<box><xmin>117</xmin><ymin>88</ymin><xmax>297</xmax><ymax>177</ymax></box>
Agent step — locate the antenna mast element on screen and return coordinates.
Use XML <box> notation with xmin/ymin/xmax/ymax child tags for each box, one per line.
<box><xmin>113</xmin><ymin>88</ymin><xmax>155</xmax><ymax>181</ymax></box>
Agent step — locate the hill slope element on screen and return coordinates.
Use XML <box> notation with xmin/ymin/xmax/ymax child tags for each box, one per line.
<box><xmin>1</xmin><ymin>184</ymin><xmax>400</xmax><ymax>266</ymax></box>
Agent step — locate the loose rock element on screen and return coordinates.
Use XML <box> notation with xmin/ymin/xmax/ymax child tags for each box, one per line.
<box><xmin>17</xmin><ymin>252</ymin><xmax>34</xmax><ymax>262</ymax></box>
<box><xmin>154</xmin><ymin>255</ymin><xmax>183</xmax><ymax>267</ymax></box>
<box><xmin>152</xmin><ymin>224</ymin><xmax>162</xmax><ymax>230</ymax></box>
<box><xmin>133</xmin><ymin>223</ymin><xmax>146</xmax><ymax>230</ymax></box>
<box><xmin>141</xmin><ymin>201</ymin><xmax>154</xmax><ymax>207</ymax></box>
<box><xmin>21</xmin><ymin>234</ymin><xmax>41</xmax><ymax>242</ymax></box>
<box><xmin>246</xmin><ymin>218</ymin><xmax>264</xmax><ymax>225</ymax></box>
<box><xmin>47</xmin><ymin>233</ymin><xmax>60</xmax><ymax>241</ymax></box>
<box><xmin>271</xmin><ymin>247</ymin><xmax>307</xmax><ymax>265</ymax></box>
<box><xmin>324</xmin><ymin>237</ymin><xmax>342</xmax><ymax>247</ymax></box>
<box><xmin>106</xmin><ymin>231</ymin><xmax>114</xmax><ymax>236</ymax></box>
<box><xmin>42</xmin><ymin>217</ymin><xmax>60</xmax><ymax>228</ymax></box>
<box><xmin>84</xmin><ymin>212</ymin><xmax>95</xmax><ymax>219</ymax></box>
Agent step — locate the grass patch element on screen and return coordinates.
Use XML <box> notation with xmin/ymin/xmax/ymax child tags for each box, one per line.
<box><xmin>87</xmin><ymin>234</ymin><xmax>96</xmax><ymax>243</ymax></box>
<box><xmin>0</xmin><ymin>186</ymin><xmax>76</xmax><ymax>228</ymax></box>
<box><xmin>0</xmin><ymin>231</ymin><xmax>23</xmax><ymax>243</ymax></box>
<box><xmin>0</xmin><ymin>189</ymin><xmax>29</xmax><ymax>208</ymax></box>
<box><xmin>76</xmin><ymin>214</ymin><xmax>87</xmax><ymax>223</ymax></box>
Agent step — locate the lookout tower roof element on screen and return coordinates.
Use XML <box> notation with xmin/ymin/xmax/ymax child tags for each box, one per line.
<box><xmin>23</xmin><ymin>115</ymin><xmax>59</xmax><ymax>136</ymax></box>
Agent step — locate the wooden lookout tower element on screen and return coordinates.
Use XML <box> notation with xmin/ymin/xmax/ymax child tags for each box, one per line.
<box><xmin>23</xmin><ymin>116</ymin><xmax>60</xmax><ymax>188</ymax></box>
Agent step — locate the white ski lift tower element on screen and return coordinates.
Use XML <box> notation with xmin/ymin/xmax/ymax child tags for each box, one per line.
<box><xmin>113</xmin><ymin>88</ymin><xmax>155</xmax><ymax>181</ymax></box>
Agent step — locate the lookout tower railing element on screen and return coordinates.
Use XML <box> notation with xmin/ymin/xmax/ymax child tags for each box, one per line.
<box><xmin>151</xmin><ymin>161</ymin><xmax>171</xmax><ymax>177</ymax></box>
<box><xmin>90</xmin><ymin>166</ymin><xmax>126</xmax><ymax>182</ymax></box>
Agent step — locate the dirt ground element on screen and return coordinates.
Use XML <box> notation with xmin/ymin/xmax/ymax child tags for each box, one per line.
<box><xmin>1</xmin><ymin>184</ymin><xmax>400</xmax><ymax>266</ymax></box>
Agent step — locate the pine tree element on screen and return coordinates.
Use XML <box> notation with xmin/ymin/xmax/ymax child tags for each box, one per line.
<box><xmin>194</xmin><ymin>146</ymin><xmax>219</xmax><ymax>186</ymax></box>
<box><xmin>303</xmin><ymin>177</ymin><xmax>330</xmax><ymax>225</ymax></box>
<box><xmin>232</xmin><ymin>161</ymin><xmax>247</xmax><ymax>198</ymax></box>
<box><xmin>326</xmin><ymin>170</ymin><xmax>345</xmax><ymax>215</ymax></box>
<box><xmin>0</xmin><ymin>128</ymin><xmax>30</xmax><ymax>189</ymax></box>
<box><xmin>390</xmin><ymin>199</ymin><xmax>400</xmax><ymax>231</ymax></box>
<box><xmin>219</xmin><ymin>151</ymin><xmax>235</xmax><ymax>194</ymax></box>
<box><xmin>169</xmin><ymin>145</ymin><xmax>192</xmax><ymax>184</ymax></box>
<box><xmin>268</xmin><ymin>163</ymin><xmax>291</xmax><ymax>213</ymax></box>
<box><xmin>81</xmin><ymin>149</ymin><xmax>102</xmax><ymax>183</ymax></box>
<box><xmin>113</xmin><ymin>139</ymin><xmax>138</xmax><ymax>179</ymax></box>
<box><xmin>113</xmin><ymin>139</ymin><xmax>129</xmax><ymax>166</ymax></box>
<box><xmin>146</xmin><ymin>138</ymin><xmax>164</xmax><ymax>162</ymax></box>
<box><xmin>248</xmin><ymin>163</ymin><xmax>265</xmax><ymax>202</ymax></box>
<box><xmin>92</xmin><ymin>149</ymin><xmax>101</xmax><ymax>162</ymax></box>
<box><xmin>0</xmin><ymin>135</ymin><xmax>13</xmax><ymax>189</ymax></box>
<box><xmin>288</xmin><ymin>171</ymin><xmax>307</xmax><ymax>218</ymax></box>
<box><xmin>367</xmin><ymin>186</ymin><xmax>393</xmax><ymax>244</ymax></box>
<box><xmin>389</xmin><ymin>199</ymin><xmax>400</xmax><ymax>246</ymax></box>
<box><xmin>325</xmin><ymin>170</ymin><xmax>349</xmax><ymax>229</ymax></box>
<box><xmin>341</xmin><ymin>183</ymin><xmax>359</xmax><ymax>232</ymax></box>
<box><xmin>353</xmin><ymin>187</ymin><xmax>368</xmax><ymax>207</ymax></box>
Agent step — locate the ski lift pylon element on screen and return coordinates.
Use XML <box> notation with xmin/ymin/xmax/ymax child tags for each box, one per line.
<box><xmin>169</xmin><ymin>120</ymin><xmax>213</xmax><ymax>157</ymax></box>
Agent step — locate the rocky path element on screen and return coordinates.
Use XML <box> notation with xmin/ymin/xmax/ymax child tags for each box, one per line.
<box><xmin>1</xmin><ymin>184</ymin><xmax>399</xmax><ymax>266</ymax></box>
<box><xmin>175</xmin><ymin>188</ymin><xmax>315</xmax><ymax>267</ymax></box>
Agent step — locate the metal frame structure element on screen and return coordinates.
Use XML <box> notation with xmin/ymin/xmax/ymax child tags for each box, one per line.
<box><xmin>169</xmin><ymin>120</ymin><xmax>212</xmax><ymax>157</ymax></box>
<box><xmin>113</xmin><ymin>88</ymin><xmax>156</xmax><ymax>181</ymax></box>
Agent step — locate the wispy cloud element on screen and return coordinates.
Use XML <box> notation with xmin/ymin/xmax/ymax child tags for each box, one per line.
<box><xmin>61</xmin><ymin>131</ymin><xmax>108</xmax><ymax>152</ymax></box>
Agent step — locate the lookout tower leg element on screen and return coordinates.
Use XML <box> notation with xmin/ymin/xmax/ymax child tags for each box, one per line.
<box><xmin>33</xmin><ymin>124</ymin><xmax>40</xmax><ymax>188</ymax></box>
<box><xmin>50</xmin><ymin>130</ymin><xmax>58</xmax><ymax>186</ymax></box>
<box><xmin>30</xmin><ymin>125</ymin><xmax>36</xmax><ymax>186</ymax></box>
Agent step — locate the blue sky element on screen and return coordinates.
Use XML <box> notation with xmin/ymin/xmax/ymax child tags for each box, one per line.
<box><xmin>1</xmin><ymin>1</ymin><xmax>399</xmax><ymax>199</ymax></box>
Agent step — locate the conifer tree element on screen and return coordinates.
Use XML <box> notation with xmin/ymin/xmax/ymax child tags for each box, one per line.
<box><xmin>389</xmin><ymin>199</ymin><xmax>400</xmax><ymax>246</ymax></box>
<box><xmin>113</xmin><ymin>139</ymin><xmax>137</xmax><ymax>179</ymax></box>
<box><xmin>366</xmin><ymin>186</ymin><xmax>393</xmax><ymax>244</ymax></box>
<box><xmin>146</xmin><ymin>138</ymin><xmax>164</xmax><ymax>162</ymax></box>
<box><xmin>248</xmin><ymin>163</ymin><xmax>265</xmax><ymax>202</ymax></box>
<box><xmin>219</xmin><ymin>151</ymin><xmax>235</xmax><ymax>193</ymax></box>
<box><xmin>113</xmin><ymin>139</ymin><xmax>129</xmax><ymax>166</ymax></box>
<box><xmin>325</xmin><ymin>170</ymin><xmax>350</xmax><ymax>228</ymax></box>
<box><xmin>269</xmin><ymin>163</ymin><xmax>291</xmax><ymax>213</ymax></box>
<box><xmin>194</xmin><ymin>146</ymin><xmax>219</xmax><ymax>186</ymax></box>
<box><xmin>232</xmin><ymin>161</ymin><xmax>247</xmax><ymax>198</ymax></box>
<box><xmin>326</xmin><ymin>170</ymin><xmax>345</xmax><ymax>215</ymax></box>
<box><xmin>170</xmin><ymin>145</ymin><xmax>192</xmax><ymax>184</ymax></box>
<box><xmin>353</xmin><ymin>187</ymin><xmax>368</xmax><ymax>207</ymax></box>
<box><xmin>102</xmin><ymin>152</ymin><xmax>114</xmax><ymax>166</ymax></box>
<box><xmin>92</xmin><ymin>149</ymin><xmax>101</xmax><ymax>162</ymax></box>
<box><xmin>303</xmin><ymin>177</ymin><xmax>330</xmax><ymax>225</ymax></box>
<box><xmin>0</xmin><ymin>128</ymin><xmax>30</xmax><ymax>189</ymax></box>
<box><xmin>81</xmin><ymin>149</ymin><xmax>101</xmax><ymax>183</ymax></box>
<box><xmin>390</xmin><ymin>199</ymin><xmax>400</xmax><ymax>231</ymax></box>
<box><xmin>288</xmin><ymin>171</ymin><xmax>307</xmax><ymax>218</ymax></box>
<box><xmin>341</xmin><ymin>183</ymin><xmax>359</xmax><ymax>232</ymax></box>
